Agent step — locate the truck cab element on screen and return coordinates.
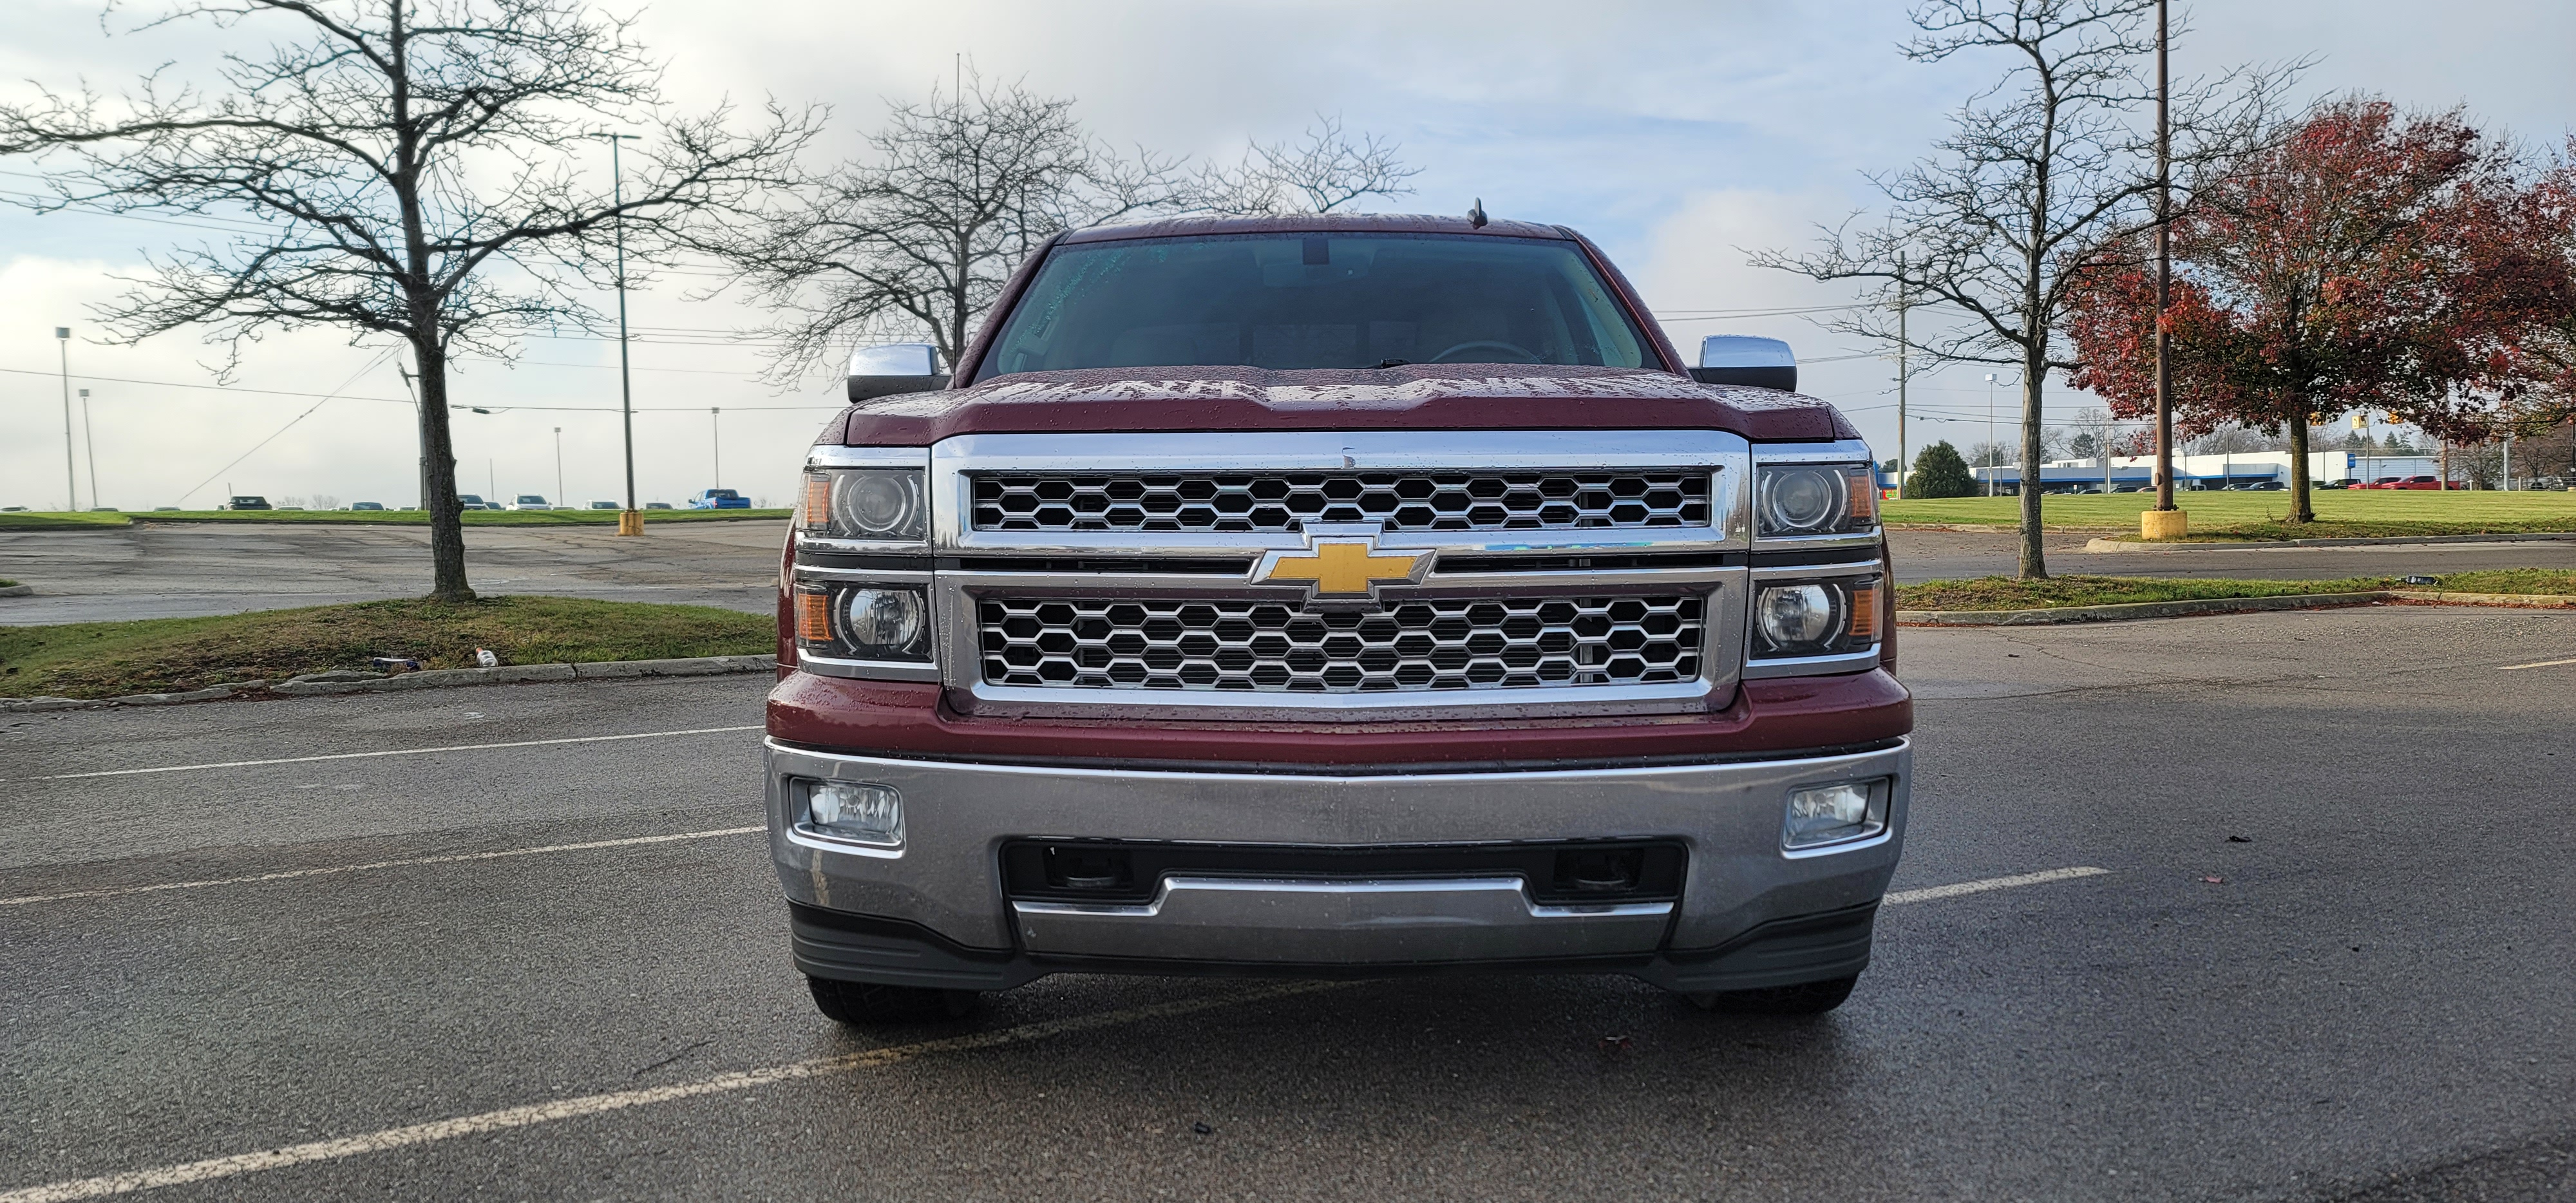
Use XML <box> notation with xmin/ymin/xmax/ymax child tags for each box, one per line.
<box><xmin>766</xmin><ymin>213</ymin><xmax>1908</xmax><ymax>1025</ymax></box>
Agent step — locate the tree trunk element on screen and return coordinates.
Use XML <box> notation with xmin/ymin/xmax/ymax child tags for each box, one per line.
<box><xmin>2286</xmin><ymin>413</ymin><xmax>2314</xmax><ymax>522</ymax></box>
<box><xmin>2016</xmin><ymin>347</ymin><xmax>2049</xmax><ymax>580</ymax></box>
<box><xmin>413</xmin><ymin>336</ymin><xmax>474</xmax><ymax>602</ymax></box>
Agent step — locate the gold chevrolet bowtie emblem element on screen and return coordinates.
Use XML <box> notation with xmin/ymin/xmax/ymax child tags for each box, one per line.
<box><xmin>1259</xmin><ymin>540</ymin><xmax>1426</xmax><ymax>595</ymax></box>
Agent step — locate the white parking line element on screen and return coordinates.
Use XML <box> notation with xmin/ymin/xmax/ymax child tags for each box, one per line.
<box><xmin>0</xmin><ymin>827</ymin><xmax>766</xmax><ymax>908</ymax></box>
<box><xmin>0</xmin><ymin>864</ymin><xmax>2114</xmax><ymax>1200</ymax></box>
<box><xmin>25</xmin><ymin>725</ymin><xmax>764</xmax><ymax>781</ymax></box>
<box><xmin>1884</xmin><ymin>865</ymin><xmax>2110</xmax><ymax>905</ymax></box>
<box><xmin>0</xmin><ymin>981</ymin><xmax>1340</xmax><ymax>1203</ymax></box>
<box><xmin>2496</xmin><ymin>656</ymin><xmax>2576</xmax><ymax>671</ymax></box>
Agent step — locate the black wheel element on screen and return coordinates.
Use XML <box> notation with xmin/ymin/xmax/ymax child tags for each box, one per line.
<box><xmin>806</xmin><ymin>976</ymin><xmax>978</xmax><ymax>1026</ymax></box>
<box><xmin>1686</xmin><ymin>974</ymin><xmax>1859</xmax><ymax>1016</ymax></box>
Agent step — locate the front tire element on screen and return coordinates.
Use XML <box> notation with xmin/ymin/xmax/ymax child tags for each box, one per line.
<box><xmin>1686</xmin><ymin>974</ymin><xmax>1859</xmax><ymax>1016</ymax></box>
<box><xmin>806</xmin><ymin>976</ymin><xmax>978</xmax><ymax>1026</ymax></box>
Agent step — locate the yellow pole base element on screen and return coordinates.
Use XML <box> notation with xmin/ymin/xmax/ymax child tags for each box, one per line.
<box><xmin>616</xmin><ymin>509</ymin><xmax>645</xmax><ymax>536</ymax></box>
<box><xmin>2139</xmin><ymin>508</ymin><xmax>2188</xmax><ymax>541</ymax></box>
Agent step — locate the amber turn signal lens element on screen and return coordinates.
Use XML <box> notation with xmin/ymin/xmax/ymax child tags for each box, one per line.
<box><xmin>1846</xmin><ymin>582</ymin><xmax>1880</xmax><ymax>643</ymax></box>
<box><xmin>795</xmin><ymin>589</ymin><xmax>833</xmax><ymax>642</ymax></box>
<box><xmin>1846</xmin><ymin>469</ymin><xmax>1879</xmax><ymax>526</ymax></box>
<box><xmin>802</xmin><ymin>474</ymin><xmax>833</xmax><ymax>531</ymax></box>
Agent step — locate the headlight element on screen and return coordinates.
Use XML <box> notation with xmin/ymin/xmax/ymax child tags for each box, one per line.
<box><xmin>795</xmin><ymin>583</ymin><xmax>933</xmax><ymax>662</ymax></box>
<box><xmin>1752</xmin><ymin>575</ymin><xmax>1880</xmax><ymax>658</ymax></box>
<box><xmin>1756</xmin><ymin>464</ymin><xmax>1877</xmax><ymax>538</ymax></box>
<box><xmin>1783</xmin><ymin>779</ymin><xmax>1889</xmax><ymax>849</ymax></box>
<box><xmin>803</xmin><ymin>468</ymin><xmax>927</xmax><ymax>542</ymax></box>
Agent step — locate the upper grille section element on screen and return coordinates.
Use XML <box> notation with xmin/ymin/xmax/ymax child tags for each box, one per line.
<box><xmin>971</xmin><ymin>471</ymin><xmax>1711</xmax><ymax>533</ymax></box>
<box><xmin>979</xmin><ymin>594</ymin><xmax>1705</xmax><ymax>693</ymax></box>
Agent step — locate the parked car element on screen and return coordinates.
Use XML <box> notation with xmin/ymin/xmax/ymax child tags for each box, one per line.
<box><xmin>509</xmin><ymin>494</ymin><xmax>553</xmax><ymax>510</ymax></box>
<box><xmin>766</xmin><ymin>211</ymin><xmax>1909</xmax><ymax>1028</ymax></box>
<box><xmin>2388</xmin><ymin>475</ymin><xmax>2447</xmax><ymax>490</ymax></box>
<box><xmin>586</xmin><ymin>500</ymin><xmax>620</xmax><ymax>509</ymax></box>
<box><xmin>455</xmin><ymin>493</ymin><xmax>488</xmax><ymax>510</ymax></box>
<box><xmin>153</xmin><ymin>506</ymin><xmax>179</xmax><ymax>511</ymax></box>
<box><xmin>225</xmin><ymin>495</ymin><xmax>272</xmax><ymax>510</ymax></box>
<box><xmin>644</xmin><ymin>501</ymin><xmax>674</xmax><ymax>510</ymax></box>
<box><xmin>687</xmin><ymin>488</ymin><xmax>750</xmax><ymax>509</ymax></box>
<box><xmin>349</xmin><ymin>501</ymin><xmax>386</xmax><ymax>511</ymax></box>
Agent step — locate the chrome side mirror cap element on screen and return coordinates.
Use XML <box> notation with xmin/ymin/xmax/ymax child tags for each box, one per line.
<box><xmin>847</xmin><ymin>343</ymin><xmax>951</xmax><ymax>402</ymax></box>
<box><xmin>1689</xmin><ymin>335</ymin><xmax>1796</xmax><ymax>392</ymax></box>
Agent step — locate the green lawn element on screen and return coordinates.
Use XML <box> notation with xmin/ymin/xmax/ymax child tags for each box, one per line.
<box><xmin>0</xmin><ymin>508</ymin><xmax>786</xmax><ymax>528</ymax></box>
<box><xmin>1895</xmin><ymin>570</ymin><xmax>2576</xmax><ymax>612</ymax></box>
<box><xmin>1884</xmin><ymin>489</ymin><xmax>2576</xmax><ymax>539</ymax></box>
<box><xmin>0</xmin><ymin>596</ymin><xmax>774</xmax><ymax>699</ymax></box>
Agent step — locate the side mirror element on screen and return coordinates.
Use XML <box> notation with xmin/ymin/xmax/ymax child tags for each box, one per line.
<box><xmin>1689</xmin><ymin>335</ymin><xmax>1796</xmax><ymax>392</ymax></box>
<box><xmin>847</xmin><ymin>343</ymin><xmax>951</xmax><ymax>402</ymax></box>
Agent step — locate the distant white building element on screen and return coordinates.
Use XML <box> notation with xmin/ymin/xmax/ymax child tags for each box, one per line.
<box><xmin>1969</xmin><ymin>450</ymin><xmax>2439</xmax><ymax>491</ymax></box>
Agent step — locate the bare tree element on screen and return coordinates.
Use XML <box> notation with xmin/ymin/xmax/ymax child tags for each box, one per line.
<box><xmin>1195</xmin><ymin>114</ymin><xmax>1422</xmax><ymax>216</ymax></box>
<box><xmin>1756</xmin><ymin>0</ymin><xmax>2286</xmax><ymax>577</ymax></box>
<box><xmin>0</xmin><ymin>0</ymin><xmax>811</xmax><ymax>600</ymax></box>
<box><xmin>699</xmin><ymin>77</ymin><xmax>1184</xmax><ymax>380</ymax></box>
<box><xmin>705</xmin><ymin>88</ymin><xmax>1420</xmax><ymax>381</ymax></box>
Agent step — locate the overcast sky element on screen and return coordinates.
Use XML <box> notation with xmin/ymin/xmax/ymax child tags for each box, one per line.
<box><xmin>4</xmin><ymin>0</ymin><xmax>2571</xmax><ymax>511</ymax></box>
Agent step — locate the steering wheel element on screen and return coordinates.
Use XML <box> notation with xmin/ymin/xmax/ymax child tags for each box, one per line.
<box><xmin>1426</xmin><ymin>339</ymin><xmax>1542</xmax><ymax>365</ymax></box>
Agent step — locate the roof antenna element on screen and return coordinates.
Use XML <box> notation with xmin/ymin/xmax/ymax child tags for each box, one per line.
<box><xmin>1466</xmin><ymin>198</ymin><xmax>1488</xmax><ymax>229</ymax></box>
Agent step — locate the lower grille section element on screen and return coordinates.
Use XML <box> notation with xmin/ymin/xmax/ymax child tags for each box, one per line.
<box><xmin>977</xmin><ymin>594</ymin><xmax>1705</xmax><ymax>692</ymax></box>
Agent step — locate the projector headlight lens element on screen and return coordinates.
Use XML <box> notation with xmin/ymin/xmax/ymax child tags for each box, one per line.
<box><xmin>803</xmin><ymin>467</ymin><xmax>926</xmax><ymax>542</ymax></box>
<box><xmin>1752</xmin><ymin>576</ymin><xmax>1880</xmax><ymax>659</ymax></box>
<box><xmin>1756</xmin><ymin>463</ymin><xmax>1877</xmax><ymax>537</ymax></box>
<box><xmin>844</xmin><ymin>587</ymin><xmax>927</xmax><ymax>658</ymax></box>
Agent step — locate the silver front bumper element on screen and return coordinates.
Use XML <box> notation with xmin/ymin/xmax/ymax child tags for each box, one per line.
<box><xmin>764</xmin><ymin>738</ymin><xmax>1909</xmax><ymax>974</ymax></box>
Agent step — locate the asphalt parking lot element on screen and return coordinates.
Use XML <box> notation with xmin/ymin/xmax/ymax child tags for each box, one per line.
<box><xmin>3</xmin><ymin>606</ymin><xmax>2570</xmax><ymax>1200</ymax></box>
<box><xmin>8</xmin><ymin>522</ymin><xmax>2574</xmax><ymax>627</ymax></box>
<box><xmin>0</xmin><ymin>520</ymin><xmax>786</xmax><ymax>625</ymax></box>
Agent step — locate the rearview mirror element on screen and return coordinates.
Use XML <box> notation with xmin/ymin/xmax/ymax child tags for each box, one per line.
<box><xmin>847</xmin><ymin>343</ymin><xmax>951</xmax><ymax>402</ymax></box>
<box><xmin>1689</xmin><ymin>335</ymin><xmax>1796</xmax><ymax>392</ymax></box>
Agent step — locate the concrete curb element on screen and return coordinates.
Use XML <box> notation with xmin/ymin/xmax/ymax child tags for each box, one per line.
<box><xmin>0</xmin><ymin>654</ymin><xmax>775</xmax><ymax>712</ymax></box>
<box><xmin>1885</xmin><ymin>523</ymin><xmax>2126</xmax><ymax>535</ymax></box>
<box><xmin>1899</xmin><ymin>588</ymin><xmax>2576</xmax><ymax>626</ymax></box>
<box><xmin>1898</xmin><ymin>591</ymin><xmax>2392</xmax><ymax>627</ymax></box>
<box><xmin>0</xmin><ymin>583</ymin><xmax>30</xmax><ymax>597</ymax></box>
<box><xmin>2084</xmin><ymin>531</ymin><xmax>2576</xmax><ymax>553</ymax></box>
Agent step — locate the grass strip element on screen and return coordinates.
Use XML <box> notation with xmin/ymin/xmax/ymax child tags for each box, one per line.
<box><xmin>0</xmin><ymin>596</ymin><xmax>773</xmax><ymax>699</ymax></box>
<box><xmin>1893</xmin><ymin>571</ymin><xmax>2576</xmax><ymax>612</ymax></box>
<box><xmin>0</xmin><ymin>512</ymin><xmax>133</xmax><ymax>530</ymax></box>
<box><xmin>1885</xmin><ymin>491</ymin><xmax>2576</xmax><ymax>537</ymax></box>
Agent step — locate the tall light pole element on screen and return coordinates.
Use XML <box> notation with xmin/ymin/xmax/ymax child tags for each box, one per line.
<box><xmin>594</xmin><ymin>130</ymin><xmax>642</xmax><ymax>536</ymax></box>
<box><xmin>709</xmin><ymin>406</ymin><xmax>721</xmax><ymax>489</ymax></box>
<box><xmin>553</xmin><ymin>426</ymin><xmax>565</xmax><ymax>507</ymax></box>
<box><xmin>1895</xmin><ymin>260</ymin><xmax>1910</xmax><ymax>498</ymax></box>
<box><xmin>56</xmin><ymin>326</ymin><xmax>77</xmax><ymax>512</ymax></box>
<box><xmin>2148</xmin><ymin>0</ymin><xmax>2181</xmax><ymax>535</ymax></box>
<box><xmin>80</xmin><ymin>388</ymin><xmax>99</xmax><ymax>510</ymax></box>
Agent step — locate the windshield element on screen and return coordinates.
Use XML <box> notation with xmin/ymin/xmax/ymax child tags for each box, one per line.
<box><xmin>976</xmin><ymin>232</ymin><xmax>1654</xmax><ymax>379</ymax></box>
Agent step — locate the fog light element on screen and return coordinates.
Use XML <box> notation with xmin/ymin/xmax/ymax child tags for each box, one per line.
<box><xmin>800</xmin><ymin>779</ymin><xmax>903</xmax><ymax>847</ymax></box>
<box><xmin>1783</xmin><ymin>781</ymin><xmax>1887</xmax><ymax>848</ymax></box>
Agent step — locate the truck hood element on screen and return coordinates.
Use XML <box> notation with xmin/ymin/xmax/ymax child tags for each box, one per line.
<box><xmin>829</xmin><ymin>365</ymin><xmax>1861</xmax><ymax>446</ymax></box>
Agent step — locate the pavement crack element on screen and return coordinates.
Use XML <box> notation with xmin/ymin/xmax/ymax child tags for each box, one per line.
<box><xmin>633</xmin><ymin>1038</ymin><xmax>711</xmax><ymax>1077</ymax></box>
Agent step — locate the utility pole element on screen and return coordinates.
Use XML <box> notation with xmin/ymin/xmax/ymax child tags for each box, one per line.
<box><xmin>2147</xmin><ymin>0</ymin><xmax>2181</xmax><ymax>536</ymax></box>
<box><xmin>56</xmin><ymin>326</ymin><xmax>77</xmax><ymax>512</ymax></box>
<box><xmin>554</xmin><ymin>426</ymin><xmax>565</xmax><ymax>507</ymax></box>
<box><xmin>594</xmin><ymin>131</ymin><xmax>643</xmax><ymax>536</ymax></box>
<box><xmin>80</xmin><ymin>388</ymin><xmax>99</xmax><ymax>510</ymax></box>
<box><xmin>1984</xmin><ymin>372</ymin><xmax>1999</xmax><ymax>497</ymax></box>
<box><xmin>710</xmin><ymin>406</ymin><xmax>721</xmax><ymax>489</ymax></box>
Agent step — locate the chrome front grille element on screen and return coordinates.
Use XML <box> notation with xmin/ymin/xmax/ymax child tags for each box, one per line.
<box><xmin>971</xmin><ymin>471</ymin><xmax>1710</xmax><ymax>533</ymax></box>
<box><xmin>977</xmin><ymin>594</ymin><xmax>1705</xmax><ymax>693</ymax></box>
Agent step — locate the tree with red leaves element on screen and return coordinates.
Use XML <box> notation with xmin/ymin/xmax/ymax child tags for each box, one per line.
<box><xmin>2067</xmin><ymin>99</ymin><xmax>2573</xmax><ymax>521</ymax></box>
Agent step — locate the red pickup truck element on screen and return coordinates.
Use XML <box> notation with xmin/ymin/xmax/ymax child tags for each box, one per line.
<box><xmin>766</xmin><ymin>213</ymin><xmax>1910</xmax><ymax>1025</ymax></box>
